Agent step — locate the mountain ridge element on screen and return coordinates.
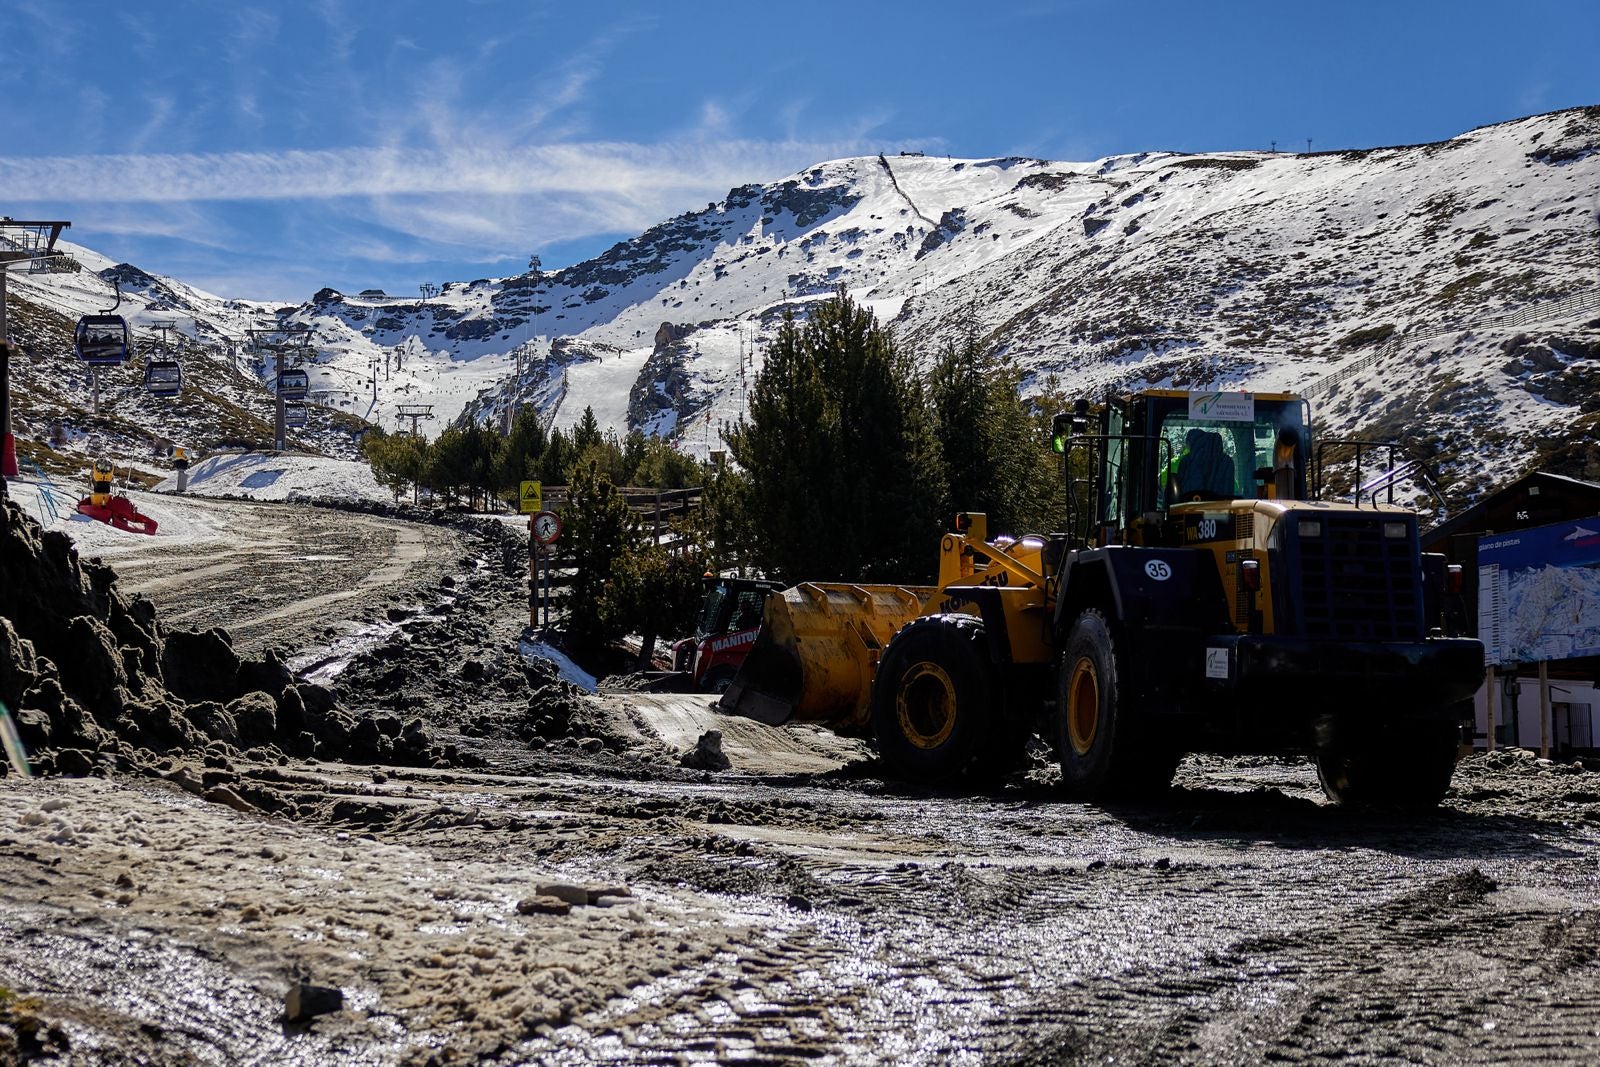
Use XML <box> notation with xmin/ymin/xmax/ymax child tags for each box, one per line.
<box><xmin>3</xmin><ymin>106</ymin><xmax>1597</xmax><ymax>504</ymax></box>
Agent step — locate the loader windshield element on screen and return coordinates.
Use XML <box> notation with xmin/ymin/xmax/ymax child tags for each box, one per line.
<box><xmin>1154</xmin><ymin>396</ymin><xmax>1308</xmax><ymax>506</ymax></box>
<box><xmin>695</xmin><ymin>582</ymin><xmax>769</xmax><ymax>639</ymax></box>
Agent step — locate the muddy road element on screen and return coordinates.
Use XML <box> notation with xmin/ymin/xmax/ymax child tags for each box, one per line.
<box><xmin>5</xmin><ymin>495</ymin><xmax>1600</xmax><ymax>1065</ymax></box>
<box><xmin>70</xmin><ymin>495</ymin><xmax>464</xmax><ymax>656</ymax></box>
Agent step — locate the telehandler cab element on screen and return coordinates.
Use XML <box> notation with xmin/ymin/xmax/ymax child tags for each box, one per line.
<box><xmin>721</xmin><ymin>389</ymin><xmax>1484</xmax><ymax>806</ymax></box>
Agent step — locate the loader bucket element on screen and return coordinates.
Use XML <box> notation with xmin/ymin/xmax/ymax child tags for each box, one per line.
<box><xmin>717</xmin><ymin>582</ymin><xmax>932</xmax><ymax>731</ymax></box>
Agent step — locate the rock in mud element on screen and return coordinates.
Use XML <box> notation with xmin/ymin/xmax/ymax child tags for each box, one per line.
<box><xmin>0</xmin><ymin>616</ymin><xmax>37</xmax><ymax>712</ymax></box>
<box><xmin>680</xmin><ymin>729</ymin><xmax>732</xmax><ymax>772</ymax></box>
<box><xmin>535</xmin><ymin>883</ymin><xmax>591</xmax><ymax>906</ymax></box>
<box><xmin>284</xmin><ymin>980</ymin><xmax>344</xmax><ymax>1023</ymax></box>
<box><xmin>160</xmin><ymin>628</ymin><xmax>240</xmax><ymax>704</ymax></box>
<box><xmin>52</xmin><ymin>748</ymin><xmax>96</xmax><ymax>778</ymax></box>
<box><xmin>227</xmin><ymin>691</ymin><xmax>278</xmax><ymax>740</ymax></box>
<box><xmin>203</xmin><ymin>785</ymin><xmax>257</xmax><ymax>814</ymax></box>
<box><xmin>516</xmin><ymin>895</ymin><xmax>573</xmax><ymax>916</ymax></box>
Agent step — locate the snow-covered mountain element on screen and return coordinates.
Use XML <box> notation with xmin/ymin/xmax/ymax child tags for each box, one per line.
<box><xmin>5</xmin><ymin>106</ymin><xmax>1597</xmax><ymax>501</ymax></box>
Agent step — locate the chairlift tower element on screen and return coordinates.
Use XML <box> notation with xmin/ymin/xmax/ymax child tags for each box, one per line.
<box><xmin>0</xmin><ymin>218</ymin><xmax>71</xmax><ymax>480</ymax></box>
<box><xmin>397</xmin><ymin>403</ymin><xmax>434</xmax><ymax>437</ymax></box>
<box><xmin>247</xmin><ymin>326</ymin><xmax>313</xmax><ymax>451</ymax></box>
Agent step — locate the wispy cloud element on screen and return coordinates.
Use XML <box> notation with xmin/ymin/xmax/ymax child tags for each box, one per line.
<box><xmin>313</xmin><ymin>0</ymin><xmax>359</xmax><ymax>63</ymax></box>
<box><xmin>128</xmin><ymin>94</ymin><xmax>177</xmax><ymax>154</ymax></box>
<box><xmin>0</xmin><ymin>136</ymin><xmax>890</xmax><ymax>286</ymax></box>
<box><xmin>0</xmin><ymin>139</ymin><xmax>875</xmax><ymax>208</ymax></box>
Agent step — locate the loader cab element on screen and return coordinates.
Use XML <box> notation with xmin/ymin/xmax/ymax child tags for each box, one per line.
<box><xmin>1056</xmin><ymin>389</ymin><xmax>1311</xmax><ymax>547</ymax></box>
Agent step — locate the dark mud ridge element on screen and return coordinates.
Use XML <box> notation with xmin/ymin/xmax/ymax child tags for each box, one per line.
<box><xmin>0</xmin><ymin>495</ymin><xmax>450</xmax><ymax>782</ymax></box>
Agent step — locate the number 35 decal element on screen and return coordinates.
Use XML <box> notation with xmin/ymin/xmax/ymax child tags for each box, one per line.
<box><xmin>1144</xmin><ymin>560</ymin><xmax>1173</xmax><ymax>581</ymax></box>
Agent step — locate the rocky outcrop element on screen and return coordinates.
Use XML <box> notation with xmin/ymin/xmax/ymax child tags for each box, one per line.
<box><xmin>627</xmin><ymin>326</ymin><xmax>699</xmax><ymax>432</ymax></box>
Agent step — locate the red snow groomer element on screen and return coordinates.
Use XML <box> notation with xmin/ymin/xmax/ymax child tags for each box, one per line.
<box><xmin>76</xmin><ymin>459</ymin><xmax>158</xmax><ymax>535</ymax></box>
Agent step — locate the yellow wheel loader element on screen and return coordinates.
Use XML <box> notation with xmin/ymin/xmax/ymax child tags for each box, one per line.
<box><xmin>720</xmin><ymin>389</ymin><xmax>1485</xmax><ymax>806</ymax></box>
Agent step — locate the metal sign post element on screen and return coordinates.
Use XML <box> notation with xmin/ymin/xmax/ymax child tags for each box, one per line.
<box><xmin>529</xmin><ymin>509</ymin><xmax>562</xmax><ymax>630</ymax></box>
<box><xmin>534</xmin><ymin>537</ymin><xmax>547</xmax><ymax>630</ymax></box>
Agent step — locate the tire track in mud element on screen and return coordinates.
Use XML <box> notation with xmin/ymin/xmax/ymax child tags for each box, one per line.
<box><xmin>1106</xmin><ymin>872</ymin><xmax>1600</xmax><ymax>1065</ymax></box>
<box><xmin>512</xmin><ymin>777</ymin><xmax>1600</xmax><ymax>1065</ymax></box>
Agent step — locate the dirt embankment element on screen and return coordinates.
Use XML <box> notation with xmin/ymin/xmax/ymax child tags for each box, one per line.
<box><xmin>0</xmin><ymin>494</ymin><xmax>453</xmax><ymax>781</ymax></box>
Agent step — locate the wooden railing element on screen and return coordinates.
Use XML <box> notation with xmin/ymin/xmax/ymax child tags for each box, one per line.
<box><xmin>529</xmin><ymin>486</ymin><xmax>704</xmax><ymax>622</ymax></box>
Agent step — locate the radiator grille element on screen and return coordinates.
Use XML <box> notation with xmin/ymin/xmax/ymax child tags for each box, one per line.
<box><xmin>1294</xmin><ymin>516</ymin><xmax>1422</xmax><ymax>641</ymax></box>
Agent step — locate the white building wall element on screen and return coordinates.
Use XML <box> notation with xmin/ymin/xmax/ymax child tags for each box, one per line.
<box><xmin>1471</xmin><ymin>677</ymin><xmax>1599</xmax><ymax>754</ymax></box>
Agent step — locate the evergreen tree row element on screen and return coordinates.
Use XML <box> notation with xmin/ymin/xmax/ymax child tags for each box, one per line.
<box><xmin>362</xmin><ymin>404</ymin><xmax>707</xmax><ymax>508</ymax></box>
<box><xmin>361</xmin><ymin>289</ymin><xmax>1069</xmax><ymax>660</ymax></box>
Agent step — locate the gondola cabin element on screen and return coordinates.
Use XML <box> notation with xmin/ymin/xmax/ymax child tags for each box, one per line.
<box><xmin>74</xmin><ymin>315</ymin><xmax>130</xmax><ymax>365</ymax></box>
<box><xmin>277</xmin><ymin>368</ymin><xmax>310</xmax><ymax>398</ymax></box>
<box><xmin>283</xmin><ymin>401</ymin><xmax>308</xmax><ymax>428</ymax></box>
<box><xmin>145</xmin><ymin>360</ymin><xmax>183</xmax><ymax>398</ymax></box>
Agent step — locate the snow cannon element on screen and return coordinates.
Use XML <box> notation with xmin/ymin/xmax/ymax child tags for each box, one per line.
<box><xmin>76</xmin><ymin>459</ymin><xmax>158</xmax><ymax>535</ymax></box>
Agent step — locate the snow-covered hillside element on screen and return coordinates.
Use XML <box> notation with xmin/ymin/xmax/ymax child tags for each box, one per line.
<box><xmin>5</xmin><ymin>107</ymin><xmax>1597</xmax><ymax>502</ymax></box>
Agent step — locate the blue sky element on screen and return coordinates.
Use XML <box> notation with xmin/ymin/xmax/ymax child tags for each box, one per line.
<box><xmin>1</xmin><ymin>0</ymin><xmax>1595</xmax><ymax>302</ymax></box>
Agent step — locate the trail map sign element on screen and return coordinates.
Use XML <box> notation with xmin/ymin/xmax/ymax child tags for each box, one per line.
<box><xmin>1478</xmin><ymin>517</ymin><xmax>1600</xmax><ymax>666</ymax></box>
<box><xmin>518</xmin><ymin>480</ymin><xmax>542</xmax><ymax>515</ymax></box>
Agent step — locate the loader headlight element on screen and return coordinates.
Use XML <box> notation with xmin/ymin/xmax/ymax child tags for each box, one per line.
<box><xmin>1297</xmin><ymin>519</ymin><xmax>1322</xmax><ymax>538</ymax></box>
<box><xmin>1383</xmin><ymin>522</ymin><xmax>1409</xmax><ymax>539</ymax></box>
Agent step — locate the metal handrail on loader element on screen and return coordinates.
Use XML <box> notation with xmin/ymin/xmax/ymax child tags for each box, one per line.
<box><xmin>1061</xmin><ymin>430</ymin><xmax>1172</xmax><ymax>549</ymax></box>
<box><xmin>1313</xmin><ymin>438</ymin><xmax>1446</xmax><ymax>513</ymax></box>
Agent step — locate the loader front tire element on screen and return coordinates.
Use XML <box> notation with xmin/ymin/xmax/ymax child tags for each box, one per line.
<box><xmin>871</xmin><ymin>615</ymin><xmax>1003</xmax><ymax>784</ymax></box>
<box><xmin>1315</xmin><ymin>713</ymin><xmax>1460</xmax><ymax>809</ymax></box>
<box><xmin>1057</xmin><ymin>609</ymin><xmax>1176</xmax><ymax>801</ymax></box>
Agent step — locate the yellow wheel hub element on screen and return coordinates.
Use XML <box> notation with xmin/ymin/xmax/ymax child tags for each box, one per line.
<box><xmin>1066</xmin><ymin>656</ymin><xmax>1100</xmax><ymax>757</ymax></box>
<box><xmin>897</xmin><ymin>661</ymin><xmax>958</xmax><ymax>750</ymax></box>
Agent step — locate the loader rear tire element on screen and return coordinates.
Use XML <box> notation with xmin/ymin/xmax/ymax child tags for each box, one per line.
<box><xmin>871</xmin><ymin>615</ymin><xmax>1009</xmax><ymax>784</ymax></box>
<box><xmin>1056</xmin><ymin>609</ymin><xmax>1176</xmax><ymax>801</ymax></box>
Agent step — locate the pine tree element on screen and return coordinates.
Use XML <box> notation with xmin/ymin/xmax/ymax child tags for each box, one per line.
<box><xmin>539</xmin><ymin>427</ymin><xmax>573</xmax><ymax>485</ymax></box>
<box><xmin>560</xmin><ymin>455</ymin><xmax>637</xmax><ymax>652</ymax></box>
<box><xmin>928</xmin><ymin>327</ymin><xmax>1055</xmax><ymax>534</ymax></box>
<box><xmin>496</xmin><ymin>407</ymin><xmax>547</xmax><ymax>494</ymax></box>
<box><xmin>727</xmin><ymin>290</ymin><xmax>945</xmax><ymax>582</ymax></box>
<box><xmin>610</xmin><ymin>541</ymin><xmax>705</xmax><ymax>668</ymax></box>
<box><xmin>572</xmin><ymin>406</ymin><xmax>603</xmax><ymax>455</ymax></box>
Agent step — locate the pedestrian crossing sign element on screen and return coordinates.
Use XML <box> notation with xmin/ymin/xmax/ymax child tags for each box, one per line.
<box><xmin>519</xmin><ymin>480</ymin><xmax>542</xmax><ymax>514</ymax></box>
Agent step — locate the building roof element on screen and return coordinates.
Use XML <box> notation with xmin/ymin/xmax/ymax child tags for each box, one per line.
<box><xmin>1424</xmin><ymin>469</ymin><xmax>1600</xmax><ymax>549</ymax></box>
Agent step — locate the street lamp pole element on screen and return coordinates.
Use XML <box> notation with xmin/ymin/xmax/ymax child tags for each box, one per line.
<box><xmin>1</xmin><ymin>270</ymin><xmax>13</xmax><ymax>480</ymax></box>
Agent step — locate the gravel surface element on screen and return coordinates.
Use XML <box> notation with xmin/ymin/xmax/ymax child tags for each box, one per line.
<box><xmin>4</xmin><ymin>493</ymin><xmax>1600</xmax><ymax>1065</ymax></box>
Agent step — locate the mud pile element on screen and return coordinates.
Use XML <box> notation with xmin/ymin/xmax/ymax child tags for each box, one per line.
<box><xmin>0</xmin><ymin>497</ymin><xmax>448</xmax><ymax>776</ymax></box>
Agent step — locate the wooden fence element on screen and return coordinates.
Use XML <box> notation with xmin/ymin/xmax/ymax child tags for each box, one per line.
<box><xmin>527</xmin><ymin>485</ymin><xmax>703</xmax><ymax>624</ymax></box>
